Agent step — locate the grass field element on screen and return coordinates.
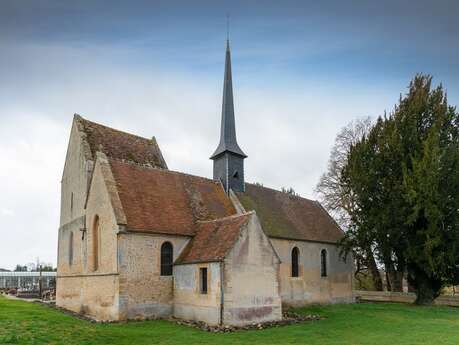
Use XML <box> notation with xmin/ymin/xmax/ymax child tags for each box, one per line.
<box><xmin>1</xmin><ymin>296</ymin><xmax>459</xmax><ymax>345</ymax></box>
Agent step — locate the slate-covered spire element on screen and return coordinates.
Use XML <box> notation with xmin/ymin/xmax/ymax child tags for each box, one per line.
<box><xmin>211</xmin><ymin>40</ymin><xmax>247</xmax><ymax>194</ymax></box>
<box><xmin>210</xmin><ymin>40</ymin><xmax>247</xmax><ymax>159</ymax></box>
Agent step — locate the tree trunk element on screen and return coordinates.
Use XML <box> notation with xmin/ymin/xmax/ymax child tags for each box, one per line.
<box><xmin>384</xmin><ymin>261</ymin><xmax>404</xmax><ymax>292</ymax></box>
<box><xmin>390</xmin><ymin>270</ymin><xmax>404</xmax><ymax>292</ymax></box>
<box><xmin>385</xmin><ymin>261</ymin><xmax>395</xmax><ymax>291</ymax></box>
<box><xmin>409</xmin><ymin>266</ymin><xmax>442</xmax><ymax>305</ymax></box>
<box><xmin>366</xmin><ymin>250</ymin><xmax>383</xmax><ymax>291</ymax></box>
<box><xmin>385</xmin><ymin>270</ymin><xmax>392</xmax><ymax>291</ymax></box>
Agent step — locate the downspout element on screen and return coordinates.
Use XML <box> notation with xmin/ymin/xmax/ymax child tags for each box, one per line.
<box><xmin>219</xmin><ymin>261</ymin><xmax>225</xmax><ymax>326</ymax></box>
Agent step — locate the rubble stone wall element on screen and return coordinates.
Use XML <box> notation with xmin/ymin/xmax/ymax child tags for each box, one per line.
<box><xmin>270</xmin><ymin>238</ymin><xmax>354</xmax><ymax>306</ymax></box>
<box><xmin>57</xmin><ymin>157</ymin><xmax>120</xmax><ymax>320</ymax></box>
<box><xmin>118</xmin><ymin>233</ymin><xmax>190</xmax><ymax>320</ymax></box>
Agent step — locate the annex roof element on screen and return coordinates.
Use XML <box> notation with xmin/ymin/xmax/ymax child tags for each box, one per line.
<box><xmin>175</xmin><ymin>213</ymin><xmax>251</xmax><ymax>265</ymax></box>
<box><xmin>236</xmin><ymin>183</ymin><xmax>344</xmax><ymax>243</ymax></box>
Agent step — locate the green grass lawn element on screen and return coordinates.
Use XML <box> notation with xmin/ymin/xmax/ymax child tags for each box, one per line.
<box><xmin>1</xmin><ymin>296</ymin><xmax>459</xmax><ymax>345</ymax></box>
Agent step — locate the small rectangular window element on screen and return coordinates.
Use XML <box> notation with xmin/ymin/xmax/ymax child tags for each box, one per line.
<box><xmin>321</xmin><ymin>249</ymin><xmax>328</xmax><ymax>277</ymax></box>
<box><xmin>200</xmin><ymin>267</ymin><xmax>208</xmax><ymax>294</ymax></box>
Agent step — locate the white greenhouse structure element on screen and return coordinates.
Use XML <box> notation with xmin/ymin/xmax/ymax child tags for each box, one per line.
<box><xmin>0</xmin><ymin>271</ymin><xmax>56</xmax><ymax>289</ymax></box>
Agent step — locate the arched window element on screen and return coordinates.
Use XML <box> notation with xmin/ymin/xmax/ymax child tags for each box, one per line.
<box><xmin>93</xmin><ymin>215</ymin><xmax>100</xmax><ymax>271</ymax></box>
<box><xmin>68</xmin><ymin>231</ymin><xmax>74</xmax><ymax>266</ymax></box>
<box><xmin>161</xmin><ymin>242</ymin><xmax>173</xmax><ymax>276</ymax></box>
<box><xmin>321</xmin><ymin>249</ymin><xmax>327</xmax><ymax>277</ymax></box>
<box><xmin>291</xmin><ymin>247</ymin><xmax>299</xmax><ymax>277</ymax></box>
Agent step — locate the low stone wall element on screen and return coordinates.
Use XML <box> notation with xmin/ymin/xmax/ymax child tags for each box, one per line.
<box><xmin>354</xmin><ymin>290</ymin><xmax>459</xmax><ymax>307</ymax></box>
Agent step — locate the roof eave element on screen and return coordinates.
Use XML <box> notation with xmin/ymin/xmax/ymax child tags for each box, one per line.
<box><xmin>210</xmin><ymin>148</ymin><xmax>248</xmax><ymax>160</ymax></box>
<box><xmin>174</xmin><ymin>259</ymin><xmax>223</xmax><ymax>266</ymax></box>
<box><xmin>267</xmin><ymin>234</ymin><xmax>341</xmax><ymax>245</ymax></box>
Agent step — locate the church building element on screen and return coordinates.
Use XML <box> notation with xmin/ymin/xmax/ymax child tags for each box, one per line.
<box><xmin>56</xmin><ymin>41</ymin><xmax>353</xmax><ymax>325</ymax></box>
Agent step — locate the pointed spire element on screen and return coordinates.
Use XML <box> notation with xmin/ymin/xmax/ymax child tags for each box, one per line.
<box><xmin>210</xmin><ymin>40</ymin><xmax>247</xmax><ymax>159</ymax></box>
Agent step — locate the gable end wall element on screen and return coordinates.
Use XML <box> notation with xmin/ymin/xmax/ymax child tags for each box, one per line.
<box><xmin>223</xmin><ymin>214</ymin><xmax>282</xmax><ymax>325</ymax></box>
<box><xmin>57</xmin><ymin>157</ymin><xmax>120</xmax><ymax>321</ymax></box>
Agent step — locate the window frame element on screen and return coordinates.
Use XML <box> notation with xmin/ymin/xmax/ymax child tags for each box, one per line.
<box><xmin>160</xmin><ymin>242</ymin><xmax>173</xmax><ymax>276</ymax></box>
<box><xmin>320</xmin><ymin>249</ymin><xmax>328</xmax><ymax>277</ymax></box>
<box><xmin>92</xmin><ymin>215</ymin><xmax>100</xmax><ymax>272</ymax></box>
<box><xmin>291</xmin><ymin>247</ymin><xmax>299</xmax><ymax>277</ymax></box>
<box><xmin>199</xmin><ymin>267</ymin><xmax>208</xmax><ymax>294</ymax></box>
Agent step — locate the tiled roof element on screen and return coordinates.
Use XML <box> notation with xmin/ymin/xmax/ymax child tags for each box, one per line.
<box><xmin>175</xmin><ymin>213</ymin><xmax>250</xmax><ymax>265</ymax></box>
<box><xmin>109</xmin><ymin>159</ymin><xmax>237</xmax><ymax>236</ymax></box>
<box><xmin>236</xmin><ymin>183</ymin><xmax>344</xmax><ymax>243</ymax></box>
<box><xmin>76</xmin><ymin>114</ymin><xmax>167</xmax><ymax>168</ymax></box>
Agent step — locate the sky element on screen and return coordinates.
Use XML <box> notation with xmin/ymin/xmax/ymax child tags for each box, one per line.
<box><xmin>1</xmin><ymin>0</ymin><xmax>458</xmax><ymax>270</ymax></box>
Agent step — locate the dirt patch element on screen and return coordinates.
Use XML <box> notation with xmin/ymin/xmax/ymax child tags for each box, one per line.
<box><xmin>38</xmin><ymin>302</ymin><xmax>323</xmax><ymax>331</ymax></box>
<box><xmin>167</xmin><ymin>310</ymin><xmax>323</xmax><ymax>332</ymax></box>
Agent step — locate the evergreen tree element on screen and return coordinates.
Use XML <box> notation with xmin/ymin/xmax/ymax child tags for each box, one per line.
<box><xmin>340</xmin><ymin>75</ymin><xmax>459</xmax><ymax>304</ymax></box>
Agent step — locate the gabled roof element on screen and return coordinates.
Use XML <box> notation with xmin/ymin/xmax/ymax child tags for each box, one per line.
<box><xmin>75</xmin><ymin>114</ymin><xmax>167</xmax><ymax>169</ymax></box>
<box><xmin>175</xmin><ymin>213</ymin><xmax>251</xmax><ymax>265</ymax></box>
<box><xmin>108</xmin><ymin>159</ymin><xmax>237</xmax><ymax>236</ymax></box>
<box><xmin>236</xmin><ymin>183</ymin><xmax>344</xmax><ymax>243</ymax></box>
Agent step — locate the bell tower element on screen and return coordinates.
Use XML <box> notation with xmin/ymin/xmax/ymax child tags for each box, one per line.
<box><xmin>210</xmin><ymin>40</ymin><xmax>247</xmax><ymax>193</ymax></box>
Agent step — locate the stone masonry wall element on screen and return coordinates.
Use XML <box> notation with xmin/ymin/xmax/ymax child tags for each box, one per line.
<box><xmin>270</xmin><ymin>238</ymin><xmax>354</xmax><ymax>306</ymax></box>
<box><xmin>57</xmin><ymin>157</ymin><xmax>120</xmax><ymax>321</ymax></box>
<box><xmin>173</xmin><ymin>262</ymin><xmax>222</xmax><ymax>325</ymax></box>
<box><xmin>58</xmin><ymin>119</ymin><xmax>93</xmax><ymax>277</ymax></box>
<box><xmin>117</xmin><ymin>233</ymin><xmax>190</xmax><ymax>320</ymax></box>
<box><xmin>56</xmin><ymin>274</ymin><xmax>119</xmax><ymax>321</ymax></box>
<box><xmin>223</xmin><ymin>214</ymin><xmax>282</xmax><ymax>325</ymax></box>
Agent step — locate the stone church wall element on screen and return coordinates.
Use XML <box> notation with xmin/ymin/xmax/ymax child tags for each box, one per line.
<box><xmin>222</xmin><ymin>214</ymin><xmax>282</xmax><ymax>325</ymax></box>
<box><xmin>85</xmin><ymin>158</ymin><xmax>119</xmax><ymax>274</ymax></box>
<box><xmin>56</xmin><ymin>274</ymin><xmax>120</xmax><ymax>321</ymax></box>
<box><xmin>270</xmin><ymin>238</ymin><xmax>354</xmax><ymax>306</ymax></box>
<box><xmin>57</xmin><ymin>157</ymin><xmax>121</xmax><ymax>321</ymax></box>
<box><xmin>58</xmin><ymin>119</ymin><xmax>93</xmax><ymax>277</ymax></box>
<box><xmin>117</xmin><ymin>233</ymin><xmax>190</xmax><ymax>320</ymax></box>
<box><xmin>173</xmin><ymin>262</ymin><xmax>222</xmax><ymax>325</ymax></box>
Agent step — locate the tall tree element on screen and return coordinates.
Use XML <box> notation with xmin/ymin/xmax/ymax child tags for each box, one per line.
<box><xmin>342</xmin><ymin>75</ymin><xmax>459</xmax><ymax>304</ymax></box>
<box><xmin>399</xmin><ymin>76</ymin><xmax>459</xmax><ymax>303</ymax></box>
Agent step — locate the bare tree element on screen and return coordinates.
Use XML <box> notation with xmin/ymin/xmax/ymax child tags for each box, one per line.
<box><xmin>316</xmin><ymin>117</ymin><xmax>383</xmax><ymax>291</ymax></box>
<box><xmin>316</xmin><ymin>118</ymin><xmax>372</xmax><ymax>227</ymax></box>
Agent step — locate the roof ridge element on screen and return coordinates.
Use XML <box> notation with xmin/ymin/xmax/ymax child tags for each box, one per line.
<box><xmin>245</xmin><ymin>182</ymin><xmax>318</xmax><ymax>203</ymax></box>
<box><xmin>108</xmin><ymin>157</ymin><xmax>222</xmax><ymax>185</ymax></box>
<box><xmin>196</xmin><ymin>211</ymin><xmax>253</xmax><ymax>223</ymax></box>
<box><xmin>75</xmin><ymin>113</ymin><xmax>154</xmax><ymax>143</ymax></box>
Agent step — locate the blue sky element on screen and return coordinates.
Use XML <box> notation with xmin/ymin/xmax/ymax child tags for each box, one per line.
<box><xmin>1</xmin><ymin>0</ymin><xmax>458</xmax><ymax>269</ymax></box>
